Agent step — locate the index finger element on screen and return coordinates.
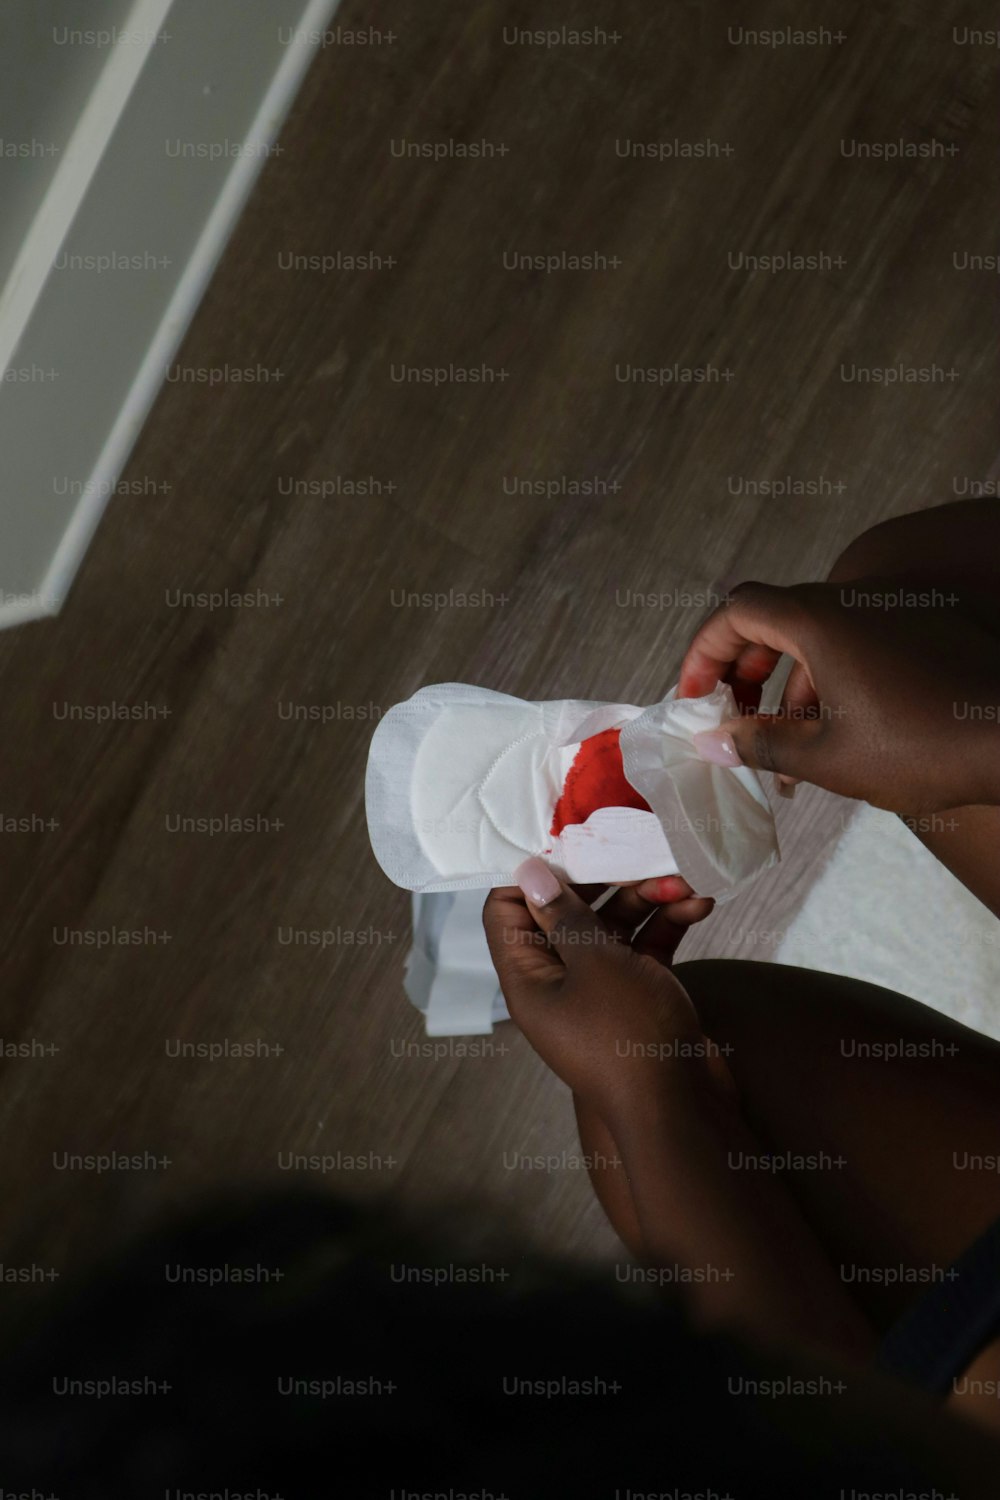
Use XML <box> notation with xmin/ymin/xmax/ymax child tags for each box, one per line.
<box><xmin>677</xmin><ymin>581</ymin><xmax>811</xmax><ymax>697</ymax></box>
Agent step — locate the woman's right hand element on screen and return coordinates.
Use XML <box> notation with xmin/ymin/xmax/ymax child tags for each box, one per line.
<box><xmin>678</xmin><ymin>576</ymin><xmax>1000</xmax><ymax>816</ymax></box>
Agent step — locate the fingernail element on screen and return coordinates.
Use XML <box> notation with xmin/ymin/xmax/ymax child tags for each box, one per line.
<box><xmin>515</xmin><ymin>857</ymin><xmax>562</xmax><ymax>908</ymax></box>
<box><xmin>692</xmin><ymin>727</ymin><xmax>743</xmax><ymax>767</ymax></box>
<box><xmin>637</xmin><ymin>875</ymin><xmax>688</xmax><ymax>903</ymax></box>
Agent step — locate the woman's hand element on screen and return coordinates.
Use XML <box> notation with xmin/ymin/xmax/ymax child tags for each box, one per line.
<box><xmin>482</xmin><ymin>862</ymin><xmax>729</xmax><ymax>1130</ymax></box>
<box><xmin>678</xmin><ymin>576</ymin><xmax>1000</xmax><ymax>815</ymax></box>
<box><xmin>483</xmin><ymin>860</ymin><xmax>874</xmax><ymax>1359</ymax></box>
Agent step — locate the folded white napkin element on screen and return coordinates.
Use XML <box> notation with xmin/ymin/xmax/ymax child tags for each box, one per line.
<box><xmin>366</xmin><ymin>681</ymin><xmax>779</xmax><ymax>900</ymax></box>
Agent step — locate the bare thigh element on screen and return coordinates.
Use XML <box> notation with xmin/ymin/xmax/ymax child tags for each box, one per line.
<box><xmin>674</xmin><ymin>959</ymin><xmax>1000</xmax><ymax>1330</ymax></box>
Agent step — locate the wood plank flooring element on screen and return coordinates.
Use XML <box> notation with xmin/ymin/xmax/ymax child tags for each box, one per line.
<box><xmin>0</xmin><ymin>0</ymin><xmax>996</xmax><ymax>1286</ymax></box>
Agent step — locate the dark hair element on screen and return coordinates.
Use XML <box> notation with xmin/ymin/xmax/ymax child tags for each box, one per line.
<box><xmin>0</xmin><ymin>1190</ymin><xmax>993</xmax><ymax>1496</ymax></box>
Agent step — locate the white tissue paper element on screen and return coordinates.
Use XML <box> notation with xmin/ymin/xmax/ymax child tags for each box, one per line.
<box><xmin>367</xmin><ymin>681</ymin><xmax>780</xmax><ymax>1036</ymax></box>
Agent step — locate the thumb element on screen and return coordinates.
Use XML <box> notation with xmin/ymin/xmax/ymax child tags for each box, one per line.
<box><xmin>511</xmin><ymin>857</ymin><xmax>618</xmax><ymax>968</ymax></box>
<box><xmin>693</xmin><ymin>712</ymin><xmax>829</xmax><ymax>784</ymax></box>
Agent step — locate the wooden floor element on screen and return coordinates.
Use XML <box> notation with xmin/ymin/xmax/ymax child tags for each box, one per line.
<box><xmin>0</xmin><ymin>0</ymin><xmax>997</xmax><ymax>1283</ymax></box>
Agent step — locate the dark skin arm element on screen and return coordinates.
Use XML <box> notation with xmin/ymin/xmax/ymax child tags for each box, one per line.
<box><xmin>826</xmin><ymin>500</ymin><xmax>1000</xmax><ymax>918</ymax></box>
<box><xmin>484</xmin><ymin>874</ymin><xmax>875</xmax><ymax>1361</ymax></box>
<box><xmin>829</xmin><ymin>499</ymin><xmax>1000</xmax><ymax>594</ymax></box>
<box><xmin>489</xmin><ymin>501</ymin><xmax>998</xmax><ymax>1368</ymax></box>
<box><xmin>678</xmin><ymin>500</ymin><xmax>1000</xmax><ymax>912</ymax></box>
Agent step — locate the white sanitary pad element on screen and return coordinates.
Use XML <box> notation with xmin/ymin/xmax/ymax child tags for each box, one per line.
<box><xmin>366</xmin><ymin>682</ymin><xmax>779</xmax><ymax>900</ymax></box>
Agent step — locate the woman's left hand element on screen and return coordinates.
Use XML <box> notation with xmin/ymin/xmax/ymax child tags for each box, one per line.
<box><xmin>482</xmin><ymin>862</ymin><xmax>729</xmax><ymax>1128</ymax></box>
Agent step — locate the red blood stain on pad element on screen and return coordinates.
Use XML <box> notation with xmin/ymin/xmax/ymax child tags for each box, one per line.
<box><xmin>550</xmin><ymin>727</ymin><xmax>652</xmax><ymax>837</ymax></box>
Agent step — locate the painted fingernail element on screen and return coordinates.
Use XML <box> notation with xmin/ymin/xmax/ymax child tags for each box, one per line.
<box><xmin>692</xmin><ymin>728</ymin><xmax>743</xmax><ymax>767</ymax></box>
<box><xmin>515</xmin><ymin>857</ymin><xmax>562</xmax><ymax>907</ymax></box>
<box><xmin>637</xmin><ymin>876</ymin><xmax>689</xmax><ymax>903</ymax></box>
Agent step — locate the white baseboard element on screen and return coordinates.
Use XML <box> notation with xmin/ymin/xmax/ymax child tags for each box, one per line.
<box><xmin>0</xmin><ymin>0</ymin><xmax>342</xmax><ymax>629</ymax></box>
